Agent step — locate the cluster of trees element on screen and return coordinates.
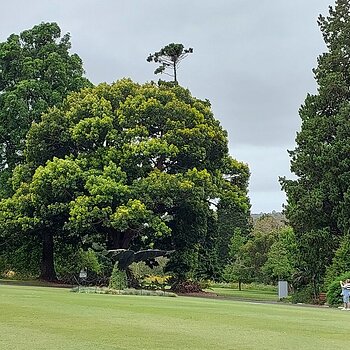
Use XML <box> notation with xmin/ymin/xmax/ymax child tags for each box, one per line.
<box><xmin>0</xmin><ymin>23</ymin><xmax>251</xmax><ymax>285</ymax></box>
<box><xmin>223</xmin><ymin>214</ymin><xmax>297</xmax><ymax>290</ymax></box>
<box><xmin>5</xmin><ymin>1</ymin><xmax>349</xmax><ymax>297</ymax></box>
<box><xmin>281</xmin><ymin>0</ymin><xmax>350</xmax><ymax>300</ymax></box>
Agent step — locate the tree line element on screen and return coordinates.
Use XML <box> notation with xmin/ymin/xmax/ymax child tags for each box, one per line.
<box><xmin>2</xmin><ymin>0</ymin><xmax>350</xmax><ymax>300</ymax></box>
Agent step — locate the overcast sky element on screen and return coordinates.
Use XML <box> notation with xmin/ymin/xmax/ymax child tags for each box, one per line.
<box><xmin>1</xmin><ymin>0</ymin><xmax>333</xmax><ymax>213</ymax></box>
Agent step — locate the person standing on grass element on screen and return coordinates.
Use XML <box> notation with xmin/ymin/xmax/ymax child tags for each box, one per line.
<box><xmin>340</xmin><ymin>279</ymin><xmax>350</xmax><ymax>310</ymax></box>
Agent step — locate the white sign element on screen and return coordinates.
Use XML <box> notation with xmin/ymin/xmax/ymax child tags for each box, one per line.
<box><xmin>79</xmin><ymin>269</ymin><xmax>87</xmax><ymax>279</ymax></box>
<box><xmin>278</xmin><ymin>280</ymin><xmax>288</xmax><ymax>299</ymax></box>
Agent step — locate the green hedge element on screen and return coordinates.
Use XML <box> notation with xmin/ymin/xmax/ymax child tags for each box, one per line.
<box><xmin>326</xmin><ymin>272</ymin><xmax>350</xmax><ymax>306</ymax></box>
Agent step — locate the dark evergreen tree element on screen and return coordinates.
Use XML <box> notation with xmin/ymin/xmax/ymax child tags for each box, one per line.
<box><xmin>281</xmin><ymin>0</ymin><xmax>350</xmax><ymax>293</ymax></box>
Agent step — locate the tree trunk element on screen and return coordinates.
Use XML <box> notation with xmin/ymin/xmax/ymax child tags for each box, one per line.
<box><xmin>173</xmin><ymin>62</ymin><xmax>177</xmax><ymax>82</ymax></box>
<box><xmin>108</xmin><ymin>229</ymin><xmax>135</xmax><ymax>249</ymax></box>
<box><xmin>238</xmin><ymin>280</ymin><xmax>242</xmax><ymax>291</ymax></box>
<box><xmin>39</xmin><ymin>231</ymin><xmax>57</xmax><ymax>281</ymax></box>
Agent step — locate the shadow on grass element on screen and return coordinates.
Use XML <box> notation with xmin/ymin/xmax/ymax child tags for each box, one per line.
<box><xmin>0</xmin><ymin>278</ymin><xmax>72</xmax><ymax>288</ymax></box>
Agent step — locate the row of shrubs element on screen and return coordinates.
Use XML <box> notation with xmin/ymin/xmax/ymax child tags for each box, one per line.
<box><xmin>71</xmin><ymin>286</ymin><xmax>177</xmax><ymax>297</ymax></box>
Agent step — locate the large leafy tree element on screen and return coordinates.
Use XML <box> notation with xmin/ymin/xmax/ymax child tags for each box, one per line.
<box><xmin>0</xmin><ymin>22</ymin><xmax>90</xmax><ymax>196</ymax></box>
<box><xmin>281</xmin><ymin>0</ymin><xmax>350</xmax><ymax>292</ymax></box>
<box><xmin>1</xmin><ymin>79</ymin><xmax>250</xmax><ymax>281</ymax></box>
<box><xmin>262</xmin><ymin>226</ymin><xmax>297</xmax><ymax>283</ymax></box>
<box><xmin>0</xmin><ymin>157</ymin><xmax>83</xmax><ymax>280</ymax></box>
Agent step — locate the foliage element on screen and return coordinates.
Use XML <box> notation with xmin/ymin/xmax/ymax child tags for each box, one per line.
<box><xmin>324</xmin><ymin>235</ymin><xmax>350</xmax><ymax>288</ymax></box>
<box><xmin>222</xmin><ymin>256</ymin><xmax>252</xmax><ymax>287</ymax></box>
<box><xmin>290</xmin><ymin>285</ymin><xmax>315</xmax><ymax>304</ymax></box>
<box><xmin>0</xmin><ymin>79</ymin><xmax>249</xmax><ymax>282</ymax></box>
<box><xmin>236</xmin><ymin>215</ymin><xmax>283</xmax><ymax>283</ymax></box>
<box><xmin>222</xmin><ymin>228</ymin><xmax>250</xmax><ymax>287</ymax></box>
<box><xmin>55</xmin><ymin>247</ymin><xmax>107</xmax><ymax>283</ymax></box>
<box><xmin>71</xmin><ymin>286</ymin><xmax>176</xmax><ymax>297</ymax></box>
<box><xmin>208</xmin><ymin>287</ymin><xmax>278</xmax><ymax>302</ymax></box>
<box><xmin>0</xmin><ymin>233</ymin><xmax>41</xmax><ymax>277</ymax></box>
<box><xmin>147</xmin><ymin>43</ymin><xmax>193</xmax><ymax>82</ymax></box>
<box><xmin>292</xmin><ymin>228</ymin><xmax>335</xmax><ymax>298</ymax></box>
<box><xmin>326</xmin><ymin>272</ymin><xmax>350</xmax><ymax>306</ymax></box>
<box><xmin>0</xmin><ymin>22</ymin><xmax>90</xmax><ymax>196</ymax></box>
<box><xmin>194</xmin><ymin>212</ymin><xmax>221</xmax><ymax>281</ymax></box>
<box><xmin>222</xmin><ymin>216</ymin><xmax>296</xmax><ymax>287</ymax></box>
<box><xmin>126</xmin><ymin>257</ymin><xmax>171</xmax><ymax>289</ymax></box>
<box><xmin>141</xmin><ymin>275</ymin><xmax>170</xmax><ymax>290</ymax></box>
<box><xmin>165</xmin><ymin>247</ymin><xmax>199</xmax><ymax>281</ymax></box>
<box><xmin>216</xmin><ymin>189</ymin><xmax>251</xmax><ymax>271</ymax></box>
<box><xmin>171</xmin><ymin>280</ymin><xmax>202</xmax><ymax>293</ymax></box>
<box><xmin>129</xmin><ymin>257</ymin><xmax>169</xmax><ymax>280</ymax></box>
<box><xmin>0</xmin><ymin>157</ymin><xmax>86</xmax><ymax>281</ymax></box>
<box><xmin>109</xmin><ymin>264</ymin><xmax>128</xmax><ymax>290</ymax></box>
<box><xmin>228</xmin><ymin>229</ymin><xmax>246</xmax><ymax>260</ymax></box>
<box><xmin>281</xmin><ymin>0</ymin><xmax>350</xmax><ymax>292</ymax></box>
<box><xmin>262</xmin><ymin>227</ymin><xmax>297</xmax><ymax>282</ymax></box>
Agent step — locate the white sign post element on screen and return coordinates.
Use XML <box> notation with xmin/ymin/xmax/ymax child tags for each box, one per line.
<box><xmin>78</xmin><ymin>268</ymin><xmax>87</xmax><ymax>291</ymax></box>
<box><xmin>79</xmin><ymin>269</ymin><xmax>87</xmax><ymax>279</ymax></box>
<box><xmin>278</xmin><ymin>280</ymin><xmax>288</xmax><ymax>299</ymax></box>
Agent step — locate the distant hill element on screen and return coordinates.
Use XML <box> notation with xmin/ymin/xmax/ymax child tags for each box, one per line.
<box><xmin>251</xmin><ymin>211</ymin><xmax>286</xmax><ymax>224</ymax></box>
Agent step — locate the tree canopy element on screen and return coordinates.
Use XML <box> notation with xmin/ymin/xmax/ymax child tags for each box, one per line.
<box><xmin>0</xmin><ymin>22</ymin><xmax>90</xmax><ymax>196</ymax></box>
<box><xmin>0</xmin><ymin>79</ymin><xmax>250</xmax><ymax>281</ymax></box>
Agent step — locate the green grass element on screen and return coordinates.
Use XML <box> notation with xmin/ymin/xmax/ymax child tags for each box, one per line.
<box><xmin>0</xmin><ymin>278</ymin><xmax>72</xmax><ymax>287</ymax></box>
<box><xmin>0</xmin><ymin>284</ymin><xmax>349</xmax><ymax>350</ymax></box>
<box><xmin>207</xmin><ymin>286</ymin><xmax>279</xmax><ymax>301</ymax></box>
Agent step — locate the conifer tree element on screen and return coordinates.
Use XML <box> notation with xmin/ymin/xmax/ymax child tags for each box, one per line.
<box><xmin>281</xmin><ymin>0</ymin><xmax>350</xmax><ymax>292</ymax></box>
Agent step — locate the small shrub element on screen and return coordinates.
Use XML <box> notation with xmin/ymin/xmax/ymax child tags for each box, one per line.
<box><xmin>141</xmin><ymin>275</ymin><xmax>170</xmax><ymax>290</ymax></box>
<box><xmin>171</xmin><ymin>280</ymin><xmax>202</xmax><ymax>293</ymax></box>
<box><xmin>290</xmin><ymin>285</ymin><xmax>314</xmax><ymax>304</ymax></box>
<box><xmin>109</xmin><ymin>265</ymin><xmax>128</xmax><ymax>290</ymax></box>
<box><xmin>198</xmin><ymin>279</ymin><xmax>211</xmax><ymax>290</ymax></box>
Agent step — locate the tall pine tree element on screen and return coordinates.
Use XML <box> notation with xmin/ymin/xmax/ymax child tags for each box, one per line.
<box><xmin>281</xmin><ymin>0</ymin><xmax>350</xmax><ymax>293</ymax></box>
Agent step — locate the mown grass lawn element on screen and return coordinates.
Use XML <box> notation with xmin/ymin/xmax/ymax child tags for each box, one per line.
<box><xmin>0</xmin><ymin>284</ymin><xmax>348</xmax><ymax>350</ymax></box>
<box><xmin>207</xmin><ymin>287</ymin><xmax>278</xmax><ymax>301</ymax></box>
